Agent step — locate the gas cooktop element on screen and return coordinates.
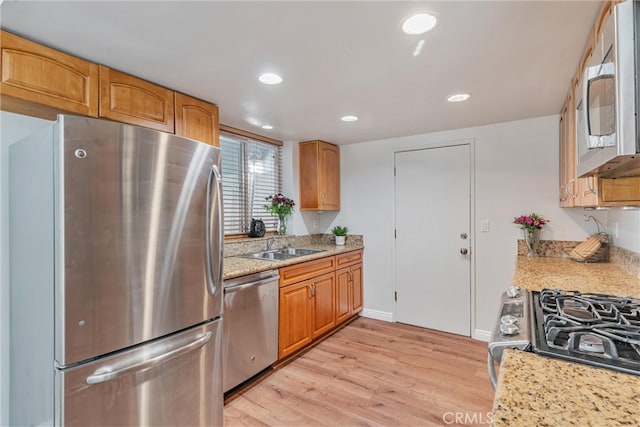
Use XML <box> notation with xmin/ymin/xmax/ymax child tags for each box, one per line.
<box><xmin>531</xmin><ymin>289</ymin><xmax>640</xmax><ymax>376</ymax></box>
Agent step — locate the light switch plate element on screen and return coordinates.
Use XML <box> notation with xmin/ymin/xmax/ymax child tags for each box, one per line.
<box><xmin>480</xmin><ymin>220</ymin><xmax>490</xmax><ymax>232</ymax></box>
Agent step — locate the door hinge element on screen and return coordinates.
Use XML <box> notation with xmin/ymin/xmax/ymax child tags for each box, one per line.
<box><xmin>394</xmin><ymin>291</ymin><xmax>397</xmax><ymax>302</ymax></box>
<box><xmin>394</xmin><ymin>167</ymin><xmax>396</xmax><ymax>177</ymax></box>
<box><xmin>394</xmin><ymin>229</ymin><xmax>397</xmax><ymax>238</ymax></box>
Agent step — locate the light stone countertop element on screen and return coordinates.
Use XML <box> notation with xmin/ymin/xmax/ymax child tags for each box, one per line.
<box><xmin>223</xmin><ymin>244</ymin><xmax>364</xmax><ymax>280</ymax></box>
<box><xmin>492</xmin><ymin>256</ymin><xmax>640</xmax><ymax>426</ymax></box>
<box><xmin>513</xmin><ymin>256</ymin><xmax>639</xmax><ymax>296</ymax></box>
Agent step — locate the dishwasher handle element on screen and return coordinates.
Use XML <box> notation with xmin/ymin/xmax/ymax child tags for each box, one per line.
<box><xmin>224</xmin><ymin>276</ymin><xmax>278</xmax><ymax>294</ymax></box>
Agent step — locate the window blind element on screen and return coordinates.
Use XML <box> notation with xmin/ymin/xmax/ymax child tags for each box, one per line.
<box><xmin>220</xmin><ymin>131</ymin><xmax>282</xmax><ymax>235</ymax></box>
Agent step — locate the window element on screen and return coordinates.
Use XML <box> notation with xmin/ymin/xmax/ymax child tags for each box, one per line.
<box><xmin>220</xmin><ymin>129</ymin><xmax>282</xmax><ymax>236</ymax></box>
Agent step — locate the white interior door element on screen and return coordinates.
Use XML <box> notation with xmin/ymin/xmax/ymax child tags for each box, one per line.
<box><xmin>394</xmin><ymin>144</ymin><xmax>471</xmax><ymax>336</ymax></box>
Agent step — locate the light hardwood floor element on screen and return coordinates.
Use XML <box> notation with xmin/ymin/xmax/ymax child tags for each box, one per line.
<box><xmin>224</xmin><ymin>317</ymin><xmax>494</xmax><ymax>426</ymax></box>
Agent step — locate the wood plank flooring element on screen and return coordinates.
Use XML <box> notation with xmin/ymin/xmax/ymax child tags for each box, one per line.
<box><xmin>224</xmin><ymin>317</ymin><xmax>495</xmax><ymax>426</ymax></box>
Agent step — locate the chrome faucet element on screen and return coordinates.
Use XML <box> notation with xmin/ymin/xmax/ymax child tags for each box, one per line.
<box><xmin>266</xmin><ymin>237</ymin><xmax>276</xmax><ymax>250</ymax></box>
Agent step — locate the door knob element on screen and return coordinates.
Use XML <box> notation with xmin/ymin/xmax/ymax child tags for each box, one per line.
<box><xmin>460</xmin><ymin>248</ymin><xmax>468</xmax><ymax>255</ymax></box>
<box><xmin>460</xmin><ymin>233</ymin><xmax>468</xmax><ymax>239</ymax></box>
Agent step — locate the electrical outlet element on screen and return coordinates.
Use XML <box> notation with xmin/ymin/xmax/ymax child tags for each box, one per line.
<box><xmin>480</xmin><ymin>220</ymin><xmax>490</xmax><ymax>232</ymax></box>
<box><xmin>613</xmin><ymin>222</ymin><xmax>619</xmax><ymax>238</ymax></box>
<box><xmin>312</xmin><ymin>220</ymin><xmax>319</xmax><ymax>230</ymax></box>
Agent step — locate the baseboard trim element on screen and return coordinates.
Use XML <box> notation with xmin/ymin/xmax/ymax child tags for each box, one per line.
<box><xmin>360</xmin><ymin>308</ymin><xmax>393</xmax><ymax>322</ymax></box>
<box><xmin>473</xmin><ymin>329</ymin><xmax>491</xmax><ymax>342</ymax></box>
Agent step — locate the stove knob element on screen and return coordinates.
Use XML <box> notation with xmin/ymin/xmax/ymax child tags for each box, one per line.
<box><xmin>501</xmin><ymin>315</ymin><xmax>518</xmax><ymax>325</ymax></box>
<box><xmin>500</xmin><ymin>322</ymin><xmax>520</xmax><ymax>336</ymax></box>
<box><xmin>506</xmin><ymin>286</ymin><xmax>521</xmax><ymax>298</ymax></box>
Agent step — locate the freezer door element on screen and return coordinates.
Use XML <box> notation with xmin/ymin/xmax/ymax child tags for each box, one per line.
<box><xmin>57</xmin><ymin>115</ymin><xmax>223</xmax><ymax>366</ymax></box>
<box><xmin>57</xmin><ymin>319</ymin><xmax>222</xmax><ymax>426</ymax></box>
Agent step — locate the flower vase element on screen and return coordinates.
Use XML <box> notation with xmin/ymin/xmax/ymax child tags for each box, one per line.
<box><xmin>277</xmin><ymin>213</ymin><xmax>287</xmax><ymax>235</ymax></box>
<box><xmin>524</xmin><ymin>229</ymin><xmax>540</xmax><ymax>258</ymax></box>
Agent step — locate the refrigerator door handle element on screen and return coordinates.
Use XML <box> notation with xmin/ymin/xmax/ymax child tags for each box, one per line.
<box><xmin>85</xmin><ymin>332</ymin><xmax>212</xmax><ymax>385</ymax></box>
<box><xmin>206</xmin><ymin>164</ymin><xmax>223</xmax><ymax>297</ymax></box>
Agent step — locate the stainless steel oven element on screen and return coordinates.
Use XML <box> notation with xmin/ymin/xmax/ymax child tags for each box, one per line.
<box><xmin>487</xmin><ymin>287</ymin><xmax>531</xmax><ymax>389</ymax></box>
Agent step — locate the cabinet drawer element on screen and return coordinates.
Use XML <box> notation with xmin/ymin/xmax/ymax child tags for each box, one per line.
<box><xmin>336</xmin><ymin>250</ymin><xmax>363</xmax><ymax>268</ymax></box>
<box><xmin>279</xmin><ymin>256</ymin><xmax>335</xmax><ymax>287</ymax></box>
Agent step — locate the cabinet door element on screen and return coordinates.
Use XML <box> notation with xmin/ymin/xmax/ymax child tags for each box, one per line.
<box><xmin>318</xmin><ymin>142</ymin><xmax>340</xmax><ymax>210</ymax></box>
<box><xmin>599</xmin><ymin>177</ymin><xmax>640</xmax><ymax>202</ymax></box>
<box><xmin>577</xmin><ymin>176</ymin><xmax>599</xmax><ymax>207</ymax></box>
<box><xmin>350</xmin><ymin>263</ymin><xmax>363</xmax><ymax>313</ymax></box>
<box><xmin>0</xmin><ymin>30</ymin><xmax>98</xmax><ymax>119</ymax></box>
<box><xmin>310</xmin><ymin>272</ymin><xmax>336</xmax><ymax>339</ymax></box>
<box><xmin>278</xmin><ymin>282</ymin><xmax>312</xmax><ymax>359</ymax></box>
<box><xmin>99</xmin><ymin>66</ymin><xmax>174</xmax><ymax>133</ymax></box>
<box><xmin>335</xmin><ymin>267</ymin><xmax>351</xmax><ymax>325</ymax></box>
<box><xmin>299</xmin><ymin>140</ymin><xmax>340</xmax><ymax>211</ymax></box>
<box><xmin>175</xmin><ymin>93</ymin><xmax>219</xmax><ymax>147</ymax></box>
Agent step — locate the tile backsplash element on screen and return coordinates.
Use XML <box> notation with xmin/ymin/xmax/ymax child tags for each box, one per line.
<box><xmin>518</xmin><ymin>239</ymin><xmax>639</xmax><ymax>278</ymax></box>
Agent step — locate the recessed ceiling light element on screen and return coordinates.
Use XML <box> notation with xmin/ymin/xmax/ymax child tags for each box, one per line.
<box><xmin>341</xmin><ymin>115</ymin><xmax>358</xmax><ymax>122</ymax></box>
<box><xmin>258</xmin><ymin>73</ymin><xmax>282</xmax><ymax>85</ymax></box>
<box><xmin>447</xmin><ymin>93</ymin><xmax>471</xmax><ymax>103</ymax></box>
<box><xmin>402</xmin><ymin>13</ymin><xmax>437</xmax><ymax>35</ymax></box>
<box><xmin>261</xmin><ymin>124</ymin><xmax>273</xmax><ymax>130</ymax></box>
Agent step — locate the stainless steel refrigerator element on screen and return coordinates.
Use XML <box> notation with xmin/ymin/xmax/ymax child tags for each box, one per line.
<box><xmin>9</xmin><ymin>115</ymin><xmax>224</xmax><ymax>426</ymax></box>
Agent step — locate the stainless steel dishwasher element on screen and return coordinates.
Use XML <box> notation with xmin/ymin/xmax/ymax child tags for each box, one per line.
<box><xmin>223</xmin><ymin>269</ymin><xmax>279</xmax><ymax>392</ymax></box>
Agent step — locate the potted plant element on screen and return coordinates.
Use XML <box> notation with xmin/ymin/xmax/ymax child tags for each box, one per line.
<box><xmin>264</xmin><ymin>193</ymin><xmax>295</xmax><ymax>235</ymax></box>
<box><xmin>331</xmin><ymin>225</ymin><xmax>349</xmax><ymax>246</ymax></box>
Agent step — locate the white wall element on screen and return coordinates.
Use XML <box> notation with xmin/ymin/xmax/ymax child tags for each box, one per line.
<box><xmin>0</xmin><ymin>112</ymin><xmax>53</xmax><ymax>426</ymax></box>
<box><xmin>606</xmin><ymin>209</ymin><xmax>640</xmax><ymax>253</ymax></box>
<box><xmin>329</xmin><ymin>115</ymin><xmax>604</xmax><ymax>336</ymax></box>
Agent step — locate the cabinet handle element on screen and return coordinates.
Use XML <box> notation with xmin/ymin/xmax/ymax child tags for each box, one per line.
<box><xmin>559</xmin><ymin>185</ymin><xmax>566</xmax><ymax>202</ymax></box>
<box><xmin>321</xmin><ymin>193</ymin><xmax>326</xmax><ymax>206</ymax></box>
<box><xmin>348</xmin><ymin>270</ymin><xmax>353</xmax><ymax>282</ymax></box>
<box><xmin>585</xmin><ymin>176</ymin><xmax>597</xmax><ymax>196</ymax></box>
<box><xmin>309</xmin><ymin>283</ymin><xmax>316</xmax><ymax>298</ymax></box>
<box><xmin>567</xmin><ymin>179</ymin><xmax>576</xmax><ymax>200</ymax></box>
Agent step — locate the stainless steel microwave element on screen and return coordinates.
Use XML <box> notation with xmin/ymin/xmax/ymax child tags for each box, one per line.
<box><xmin>576</xmin><ymin>0</ymin><xmax>640</xmax><ymax>178</ymax></box>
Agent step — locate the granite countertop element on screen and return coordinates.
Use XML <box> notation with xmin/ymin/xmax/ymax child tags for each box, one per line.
<box><xmin>223</xmin><ymin>244</ymin><xmax>364</xmax><ymax>280</ymax></box>
<box><xmin>492</xmin><ymin>256</ymin><xmax>640</xmax><ymax>426</ymax></box>
<box><xmin>513</xmin><ymin>256</ymin><xmax>639</xmax><ymax>296</ymax></box>
<box><xmin>493</xmin><ymin>349</ymin><xmax>640</xmax><ymax>426</ymax></box>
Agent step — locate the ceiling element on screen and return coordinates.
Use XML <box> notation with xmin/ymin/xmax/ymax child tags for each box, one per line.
<box><xmin>0</xmin><ymin>1</ymin><xmax>600</xmax><ymax>145</ymax></box>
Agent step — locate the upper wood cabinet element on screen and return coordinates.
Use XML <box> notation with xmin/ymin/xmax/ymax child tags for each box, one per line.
<box><xmin>99</xmin><ymin>66</ymin><xmax>175</xmax><ymax>133</ymax></box>
<box><xmin>175</xmin><ymin>93</ymin><xmax>220</xmax><ymax>146</ymax></box>
<box><xmin>0</xmin><ymin>30</ymin><xmax>99</xmax><ymax>119</ymax></box>
<box><xmin>558</xmin><ymin>0</ymin><xmax>640</xmax><ymax>208</ymax></box>
<box><xmin>558</xmin><ymin>95</ymin><xmax>576</xmax><ymax>207</ymax></box>
<box><xmin>299</xmin><ymin>140</ymin><xmax>340</xmax><ymax>211</ymax></box>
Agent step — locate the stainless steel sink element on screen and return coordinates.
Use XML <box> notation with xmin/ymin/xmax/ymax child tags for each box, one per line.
<box><xmin>239</xmin><ymin>247</ymin><xmax>325</xmax><ymax>261</ymax></box>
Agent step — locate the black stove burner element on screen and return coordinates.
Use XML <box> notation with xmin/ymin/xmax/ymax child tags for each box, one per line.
<box><xmin>532</xmin><ymin>289</ymin><xmax>640</xmax><ymax>375</ymax></box>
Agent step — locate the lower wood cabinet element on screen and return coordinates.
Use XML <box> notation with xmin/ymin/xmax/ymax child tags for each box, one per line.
<box><xmin>278</xmin><ymin>249</ymin><xmax>363</xmax><ymax>360</ymax></box>
<box><xmin>336</xmin><ymin>261</ymin><xmax>363</xmax><ymax>325</ymax></box>
<box><xmin>278</xmin><ymin>271</ymin><xmax>336</xmax><ymax>359</ymax></box>
<box><xmin>310</xmin><ymin>272</ymin><xmax>336</xmax><ymax>339</ymax></box>
<box><xmin>278</xmin><ymin>281</ymin><xmax>313</xmax><ymax>358</ymax></box>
